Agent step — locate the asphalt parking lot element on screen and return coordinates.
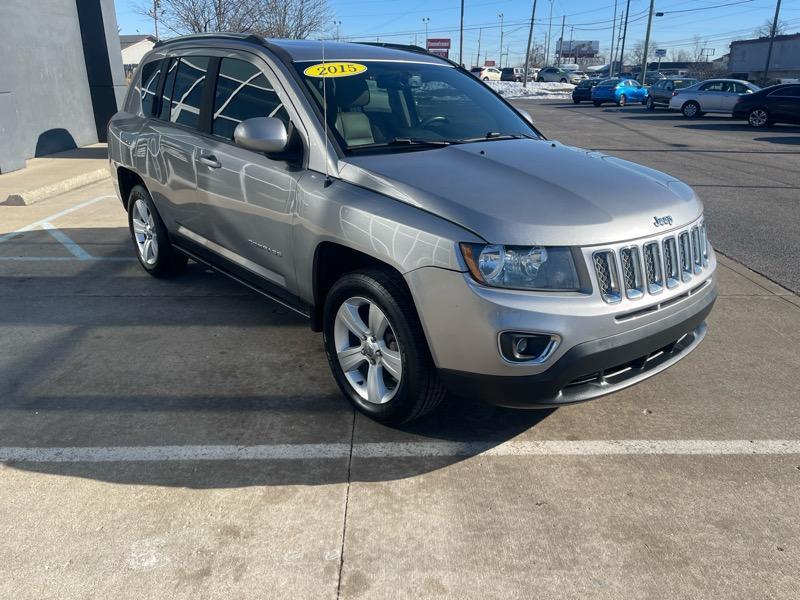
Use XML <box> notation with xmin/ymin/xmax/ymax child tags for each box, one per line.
<box><xmin>2</xmin><ymin>103</ymin><xmax>800</xmax><ymax>599</ymax></box>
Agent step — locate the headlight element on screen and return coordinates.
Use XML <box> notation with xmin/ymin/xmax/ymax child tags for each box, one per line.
<box><xmin>460</xmin><ymin>243</ymin><xmax>580</xmax><ymax>290</ymax></box>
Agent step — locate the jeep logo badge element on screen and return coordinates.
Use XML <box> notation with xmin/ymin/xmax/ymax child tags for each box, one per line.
<box><xmin>653</xmin><ymin>215</ymin><xmax>673</xmax><ymax>227</ymax></box>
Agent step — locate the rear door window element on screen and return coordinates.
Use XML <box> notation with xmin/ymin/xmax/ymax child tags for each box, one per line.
<box><xmin>700</xmin><ymin>81</ymin><xmax>724</xmax><ymax>92</ymax></box>
<box><xmin>212</xmin><ymin>58</ymin><xmax>288</xmax><ymax>140</ymax></box>
<box><xmin>165</xmin><ymin>56</ymin><xmax>210</xmax><ymax>128</ymax></box>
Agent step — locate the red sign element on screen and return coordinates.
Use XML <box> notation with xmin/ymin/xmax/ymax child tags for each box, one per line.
<box><xmin>429</xmin><ymin>49</ymin><xmax>449</xmax><ymax>59</ymax></box>
<box><xmin>426</xmin><ymin>38</ymin><xmax>451</xmax><ymax>50</ymax></box>
<box><xmin>484</xmin><ymin>60</ymin><xmax>496</xmax><ymax>67</ymax></box>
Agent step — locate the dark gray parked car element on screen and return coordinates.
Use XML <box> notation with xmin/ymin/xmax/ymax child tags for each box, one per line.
<box><xmin>108</xmin><ymin>34</ymin><xmax>716</xmax><ymax>424</ymax></box>
<box><xmin>646</xmin><ymin>77</ymin><xmax>698</xmax><ymax>110</ymax></box>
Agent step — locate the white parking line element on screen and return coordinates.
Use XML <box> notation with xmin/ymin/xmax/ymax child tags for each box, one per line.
<box><xmin>1</xmin><ymin>440</ymin><xmax>799</xmax><ymax>463</ymax></box>
<box><xmin>0</xmin><ymin>194</ymin><xmax>115</xmax><ymax>243</ymax></box>
<box><xmin>40</xmin><ymin>221</ymin><xmax>93</xmax><ymax>260</ymax></box>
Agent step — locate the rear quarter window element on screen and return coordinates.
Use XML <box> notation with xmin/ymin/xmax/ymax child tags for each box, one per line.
<box><xmin>131</xmin><ymin>59</ymin><xmax>162</xmax><ymax>116</ymax></box>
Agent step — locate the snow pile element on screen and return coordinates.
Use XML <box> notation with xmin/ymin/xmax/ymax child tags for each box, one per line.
<box><xmin>486</xmin><ymin>81</ymin><xmax>574</xmax><ymax>99</ymax></box>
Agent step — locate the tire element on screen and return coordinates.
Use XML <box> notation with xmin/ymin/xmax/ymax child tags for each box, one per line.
<box><xmin>482</xmin><ymin>77</ymin><xmax>489</xmax><ymax>81</ymax></box>
<box><xmin>748</xmin><ymin>107</ymin><xmax>770</xmax><ymax>128</ymax></box>
<box><xmin>127</xmin><ymin>184</ymin><xmax>187</xmax><ymax>278</ymax></box>
<box><xmin>646</xmin><ymin>96</ymin><xmax>655</xmax><ymax>110</ymax></box>
<box><xmin>573</xmin><ymin>98</ymin><xmax>580</xmax><ymax>104</ymax></box>
<box><xmin>617</xmin><ymin>94</ymin><xmax>627</xmax><ymax>107</ymax></box>
<box><xmin>681</xmin><ymin>101</ymin><xmax>700</xmax><ymax>118</ymax></box>
<box><xmin>323</xmin><ymin>267</ymin><xmax>446</xmax><ymax>425</ymax></box>
<box><xmin>560</xmin><ymin>78</ymin><xmax>567</xmax><ymax>83</ymax></box>
<box><xmin>593</xmin><ymin>101</ymin><xmax>602</xmax><ymax>107</ymax></box>
<box><xmin>537</xmin><ymin>77</ymin><xmax>544</xmax><ymax>82</ymax></box>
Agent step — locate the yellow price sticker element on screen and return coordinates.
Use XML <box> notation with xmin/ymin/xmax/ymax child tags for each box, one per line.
<box><xmin>303</xmin><ymin>62</ymin><xmax>368</xmax><ymax>78</ymax></box>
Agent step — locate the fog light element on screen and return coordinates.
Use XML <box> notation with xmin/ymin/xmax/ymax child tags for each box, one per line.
<box><xmin>499</xmin><ymin>332</ymin><xmax>560</xmax><ymax>363</ymax></box>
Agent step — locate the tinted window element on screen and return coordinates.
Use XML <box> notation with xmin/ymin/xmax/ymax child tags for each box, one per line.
<box><xmin>731</xmin><ymin>82</ymin><xmax>751</xmax><ymax>94</ymax></box>
<box><xmin>769</xmin><ymin>85</ymin><xmax>800</xmax><ymax>97</ymax></box>
<box><xmin>212</xmin><ymin>58</ymin><xmax>288</xmax><ymax>140</ymax></box>
<box><xmin>700</xmin><ymin>81</ymin><xmax>725</xmax><ymax>92</ymax></box>
<box><xmin>502</xmin><ymin>68</ymin><xmax>513</xmax><ymax>74</ymax></box>
<box><xmin>159</xmin><ymin>58</ymin><xmax>178</xmax><ymax>120</ymax></box>
<box><xmin>673</xmin><ymin>79</ymin><xmax>695</xmax><ymax>89</ymax></box>
<box><xmin>168</xmin><ymin>56</ymin><xmax>210</xmax><ymax>128</ymax></box>
<box><xmin>139</xmin><ymin>60</ymin><xmax>162</xmax><ymax>116</ymax></box>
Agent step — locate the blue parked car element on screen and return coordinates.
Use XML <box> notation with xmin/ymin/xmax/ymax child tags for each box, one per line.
<box><xmin>591</xmin><ymin>78</ymin><xmax>648</xmax><ymax>107</ymax></box>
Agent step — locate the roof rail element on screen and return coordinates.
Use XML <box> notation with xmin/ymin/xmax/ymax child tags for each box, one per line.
<box><xmin>154</xmin><ymin>32</ymin><xmax>263</xmax><ymax>48</ymax></box>
<box><xmin>355</xmin><ymin>42</ymin><xmax>465</xmax><ymax>69</ymax></box>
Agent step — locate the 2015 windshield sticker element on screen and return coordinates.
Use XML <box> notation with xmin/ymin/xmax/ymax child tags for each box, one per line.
<box><xmin>303</xmin><ymin>62</ymin><xmax>367</xmax><ymax>78</ymax></box>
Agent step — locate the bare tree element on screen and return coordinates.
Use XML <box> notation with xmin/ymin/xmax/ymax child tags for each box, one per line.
<box><xmin>140</xmin><ymin>0</ymin><xmax>328</xmax><ymax>39</ymax></box>
<box><xmin>689</xmin><ymin>35</ymin><xmax>706</xmax><ymax>63</ymax></box>
<box><xmin>525</xmin><ymin>42</ymin><xmax>546</xmax><ymax>68</ymax></box>
<box><xmin>669</xmin><ymin>48</ymin><xmax>690</xmax><ymax>62</ymax></box>
<box><xmin>628</xmin><ymin>39</ymin><xmax>659</xmax><ymax>68</ymax></box>
<box><xmin>752</xmin><ymin>18</ymin><xmax>789</xmax><ymax>38</ymax></box>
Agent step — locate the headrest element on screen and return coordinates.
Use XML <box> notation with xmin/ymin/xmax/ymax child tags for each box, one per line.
<box><xmin>335</xmin><ymin>77</ymin><xmax>370</xmax><ymax>109</ymax></box>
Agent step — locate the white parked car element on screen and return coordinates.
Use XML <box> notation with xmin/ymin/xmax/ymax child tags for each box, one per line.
<box><xmin>537</xmin><ymin>67</ymin><xmax>584</xmax><ymax>84</ymax></box>
<box><xmin>668</xmin><ymin>78</ymin><xmax>760</xmax><ymax>118</ymax></box>
<box><xmin>470</xmin><ymin>66</ymin><xmax>502</xmax><ymax>81</ymax></box>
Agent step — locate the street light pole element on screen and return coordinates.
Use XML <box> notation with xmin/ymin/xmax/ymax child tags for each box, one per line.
<box><xmin>422</xmin><ymin>17</ymin><xmax>430</xmax><ymax>49</ymax></box>
<box><xmin>639</xmin><ymin>0</ymin><xmax>655</xmax><ymax>85</ymax></box>
<box><xmin>545</xmin><ymin>0</ymin><xmax>553</xmax><ymax>67</ymax></box>
<box><xmin>522</xmin><ymin>0</ymin><xmax>538</xmax><ymax>88</ymax></box>
<box><xmin>557</xmin><ymin>15</ymin><xmax>565</xmax><ymax>67</ymax></box>
<box><xmin>477</xmin><ymin>27</ymin><xmax>482</xmax><ymax>68</ymax></box>
<box><xmin>609</xmin><ymin>0</ymin><xmax>618</xmax><ymax>77</ymax></box>
<box><xmin>617</xmin><ymin>0</ymin><xmax>631</xmax><ymax>76</ymax></box>
<box><xmin>763</xmin><ymin>0</ymin><xmax>782</xmax><ymax>84</ymax></box>
<box><xmin>459</xmin><ymin>0</ymin><xmax>465</xmax><ymax>66</ymax></box>
<box><xmin>498</xmin><ymin>13</ymin><xmax>504</xmax><ymax>68</ymax></box>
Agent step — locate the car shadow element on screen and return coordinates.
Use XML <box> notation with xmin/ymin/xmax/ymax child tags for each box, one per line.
<box><xmin>753</xmin><ymin>135</ymin><xmax>800</xmax><ymax>145</ymax></box>
<box><xmin>0</xmin><ymin>226</ymin><xmax>555</xmax><ymax>488</ymax></box>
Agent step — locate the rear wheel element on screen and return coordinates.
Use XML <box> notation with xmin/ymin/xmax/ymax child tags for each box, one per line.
<box><xmin>127</xmin><ymin>185</ymin><xmax>187</xmax><ymax>278</ymax></box>
<box><xmin>482</xmin><ymin>77</ymin><xmax>489</xmax><ymax>81</ymax></box>
<box><xmin>748</xmin><ymin>108</ymin><xmax>770</xmax><ymax>128</ymax></box>
<box><xmin>560</xmin><ymin>78</ymin><xmax>567</xmax><ymax>83</ymax></box>
<box><xmin>682</xmin><ymin>101</ymin><xmax>701</xmax><ymax>118</ymax></box>
<box><xmin>323</xmin><ymin>268</ymin><xmax>445</xmax><ymax>425</ymax></box>
<box><xmin>617</xmin><ymin>94</ymin><xmax>627</xmax><ymax>107</ymax></box>
<box><xmin>573</xmin><ymin>98</ymin><xmax>580</xmax><ymax>104</ymax></box>
<box><xmin>593</xmin><ymin>100</ymin><xmax>602</xmax><ymax>107</ymax></box>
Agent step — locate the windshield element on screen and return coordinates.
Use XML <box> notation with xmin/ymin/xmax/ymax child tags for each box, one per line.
<box><xmin>294</xmin><ymin>60</ymin><xmax>538</xmax><ymax>152</ymax></box>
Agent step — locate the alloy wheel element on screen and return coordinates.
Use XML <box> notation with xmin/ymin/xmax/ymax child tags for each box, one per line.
<box><xmin>334</xmin><ymin>296</ymin><xmax>402</xmax><ymax>405</ymax></box>
<box><xmin>683</xmin><ymin>102</ymin><xmax>698</xmax><ymax>117</ymax></box>
<box><xmin>132</xmin><ymin>198</ymin><xmax>159</xmax><ymax>265</ymax></box>
<box><xmin>749</xmin><ymin>109</ymin><xmax>768</xmax><ymax>127</ymax></box>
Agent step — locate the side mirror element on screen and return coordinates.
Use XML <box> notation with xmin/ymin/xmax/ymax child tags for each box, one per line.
<box><xmin>518</xmin><ymin>109</ymin><xmax>534</xmax><ymax>125</ymax></box>
<box><xmin>234</xmin><ymin>117</ymin><xmax>288</xmax><ymax>154</ymax></box>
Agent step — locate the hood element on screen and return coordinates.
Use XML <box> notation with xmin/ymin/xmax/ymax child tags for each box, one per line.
<box><xmin>340</xmin><ymin>139</ymin><xmax>702</xmax><ymax>246</ymax></box>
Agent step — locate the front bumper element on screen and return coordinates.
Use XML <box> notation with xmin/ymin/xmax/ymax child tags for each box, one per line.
<box><xmin>439</xmin><ymin>285</ymin><xmax>715</xmax><ymax>407</ymax></box>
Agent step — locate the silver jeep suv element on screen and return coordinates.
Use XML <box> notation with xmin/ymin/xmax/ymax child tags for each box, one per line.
<box><xmin>109</xmin><ymin>34</ymin><xmax>716</xmax><ymax>424</ymax></box>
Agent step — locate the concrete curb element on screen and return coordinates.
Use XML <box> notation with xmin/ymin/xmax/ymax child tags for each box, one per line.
<box><xmin>2</xmin><ymin>168</ymin><xmax>110</xmax><ymax>206</ymax></box>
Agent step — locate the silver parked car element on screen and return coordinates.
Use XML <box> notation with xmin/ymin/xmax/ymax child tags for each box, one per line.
<box><xmin>669</xmin><ymin>78</ymin><xmax>760</xmax><ymax>117</ymax></box>
<box><xmin>109</xmin><ymin>34</ymin><xmax>717</xmax><ymax>424</ymax></box>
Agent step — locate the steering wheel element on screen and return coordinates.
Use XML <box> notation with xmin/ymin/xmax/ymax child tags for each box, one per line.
<box><xmin>420</xmin><ymin>115</ymin><xmax>449</xmax><ymax>128</ymax></box>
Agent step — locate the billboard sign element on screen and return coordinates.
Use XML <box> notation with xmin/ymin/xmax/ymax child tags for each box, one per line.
<box><xmin>484</xmin><ymin>60</ymin><xmax>496</xmax><ymax>67</ymax></box>
<box><xmin>427</xmin><ymin>38</ymin><xmax>450</xmax><ymax>59</ymax></box>
<box><xmin>556</xmin><ymin>40</ymin><xmax>600</xmax><ymax>58</ymax></box>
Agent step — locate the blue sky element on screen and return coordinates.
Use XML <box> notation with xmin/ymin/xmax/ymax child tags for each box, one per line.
<box><xmin>115</xmin><ymin>0</ymin><xmax>800</xmax><ymax>66</ymax></box>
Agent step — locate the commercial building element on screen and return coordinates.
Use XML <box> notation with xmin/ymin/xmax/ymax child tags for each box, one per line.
<box><xmin>0</xmin><ymin>0</ymin><xmax>126</xmax><ymax>173</ymax></box>
<box><xmin>729</xmin><ymin>33</ymin><xmax>800</xmax><ymax>81</ymax></box>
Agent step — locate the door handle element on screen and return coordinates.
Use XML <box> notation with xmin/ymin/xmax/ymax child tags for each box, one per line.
<box><xmin>198</xmin><ymin>154</ymin><xmax>221</xmax><ymax>169</ymax></box>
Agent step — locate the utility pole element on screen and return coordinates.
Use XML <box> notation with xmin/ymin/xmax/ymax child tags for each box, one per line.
<box><xmin>422</xmin><ymin>17</ymin><xmax>430</xmax><ymax>48</ymax></box>
<box><xmin>152</xmin><ymin>0</ymin><xmax>159</xmax><ymax>39</ymax></box>
<box><xmin>459</xmin><ymin>0</ymin><xmax>465</xmax><ymax>66</ymax></box>
<box><xmin>568</xmin><ymin>25</ymin><xmax>574</xmax><ymax>64</ymax></box>
<box><xmin>763</xmin><ymin>0</ymin><xmax>782</xmax><ymax>84</ymax></box>
<box><xmin>640</xmin><ymin>0</ymin><xmax>655</xmax><ymax>84</ymax></box>
<box><xmin>557</xmin><ymin>15</ymin><xmax>565</xmax><ymax>67</ymax></box>
<box><xmin>522</xmin><ymin>0</ymin><xmax>538</xmax><ymax>87</ymax></box>
<box><xmin>617</xmin><ymin>0</ymin><xmax>631</xmax><ymax>76</ymax></box>
<box><xmin>545</xmin><ymin>0</ymin><xmax>553</xmax><ymax>66</ymax></box>
<box><xmin>609</xmin><ymin>0</ymin><xmax>618</xmax><ymax>77</ymax></box>
<box><xmin>477</xmin><ymin>28</ymin><xmax>482</xmax><ymax>68</ymax></box>
<box><xmin>498</xmin><ymin>13</ymin><xmax>505</xmax><ymax>68</ymax></box>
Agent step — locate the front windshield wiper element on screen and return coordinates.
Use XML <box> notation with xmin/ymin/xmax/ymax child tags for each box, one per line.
<box><xmin>457</xmin><ymin>132</ymin><xmax>538</xmax><ymax>143</ymax></box>
<box><xmin>350</xmin><ymin>137</ymin><xmax>455</xmax><ymax>150</ymax></box>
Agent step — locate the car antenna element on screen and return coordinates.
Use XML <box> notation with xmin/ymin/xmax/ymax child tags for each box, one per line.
<box><xmin>322</xmin><ymin>36</ymin><xmax>333</xmax><ymax>188</ymax></box>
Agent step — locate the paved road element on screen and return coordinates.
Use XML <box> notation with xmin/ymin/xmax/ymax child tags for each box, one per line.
<box><xmin>512</xmin><ymin>99</ymin><xmax>800</xmax><ymax>293</ymax></box>
<box><xmin>1</xmin><ymin>160</ymin><xmax>800</xmax><ymax>595</ymax></box>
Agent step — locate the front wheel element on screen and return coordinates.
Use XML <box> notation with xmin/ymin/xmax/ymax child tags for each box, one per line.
<box><xmin>617</xmin><ymin>94</ymin><xmax>627</xmax><ymax>107</ymax></box>
<box><xmin>748</xmin><ymin>108</ymin><xmax>770</xmax><ymax>128</ymax></box>
<box><xmin>682</xmin><ymin>101</ymin><xmax>701</xmax><ymax>118</ymax></box>
<box><xmin>127</xmin><ymin>185</ymin><xmax>187</xmax><ymax>278</ymax></box>
<box><xmin>323</xmin><ymin>268</ymin><xmax>445</xmax><ymax>425</ymax></box>
<box><xmin>646</xmin><ymin>96</ymin><xmax>655</xmax><ymax>110</ymax></box>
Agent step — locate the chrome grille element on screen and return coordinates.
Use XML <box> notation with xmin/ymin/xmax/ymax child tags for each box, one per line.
<box><xmin>592</xmin><ymin>251</ymin><xmax>621</xmax><ymax>304</ymax></box>
<box><xmin>643</xmin><ymin>242</ymin><xmax>663</xmax><ymax>294</ymax></box>
<box><xmin>591</xmin><ymin>217</ymin><xmax>710</xmax><ymax>304</ymax></box>
<box><xmin>619</xmin><ymin>246</ymin><xmax>644</xmax><ymax>299</ymax></box>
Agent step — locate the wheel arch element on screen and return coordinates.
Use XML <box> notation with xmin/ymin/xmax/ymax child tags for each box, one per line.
<box><xmin>116</xmin><ymin>167</ymin><xmax>146</xmax><ymax>211</ymax></box>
